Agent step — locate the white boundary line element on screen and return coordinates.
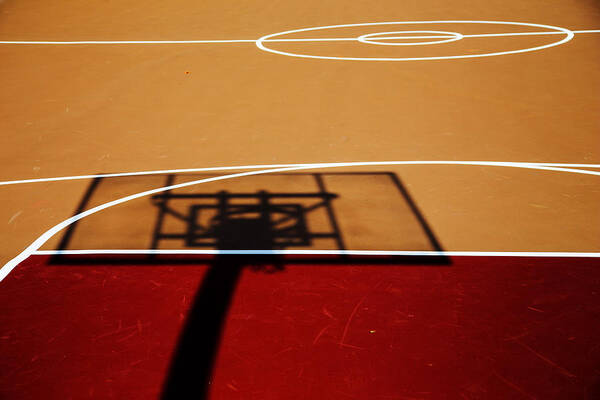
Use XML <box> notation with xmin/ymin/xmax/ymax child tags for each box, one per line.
<box><xmin>1</xmin><ymin>160</ymin><xmax>600</xmax><ymax>284</ymax></box>
<box><xmin>33</xmin><ymin>249</ymin><xmax>600</xmax><ymax>258</ymax></box>
<box><xmin>0</xmin><ymin>29</ymin><xmax>598</xmax><ymax>45</ymax></box>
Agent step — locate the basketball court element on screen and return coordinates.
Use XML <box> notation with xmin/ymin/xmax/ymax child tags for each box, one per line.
<box><xmin>1</xmin><ymin>0</ymin><xmax>599</xmax><ymax>398</ymax></box>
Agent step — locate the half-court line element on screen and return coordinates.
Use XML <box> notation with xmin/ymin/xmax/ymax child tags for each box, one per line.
<box><xmin>0</xmin><ymin>29</ymin><xmax>597</xmax><ymax>45</ymax></box>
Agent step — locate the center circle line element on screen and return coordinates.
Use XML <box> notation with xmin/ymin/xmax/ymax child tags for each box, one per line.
<box><xmin>357</xmin><ymin>30</ymin><xmax>463</xmax><ymax>46</ymax></box>
<box><xmin>255</xmin><ymin>21</ymin><xmax>575</xmax><ymax>61</ymax></box>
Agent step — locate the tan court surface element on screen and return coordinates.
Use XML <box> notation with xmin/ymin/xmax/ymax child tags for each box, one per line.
<box><xmin>1</xmin><ymin>1</ymin><xmax>600</xmax><ymax>265</ymax></box>
<box><xmin>0</xmin><ymin>1</ymin><xmax>599</xmax><ymax>398</ymax></box>
<box><xmin>1</xmin><ymin>1</ymin><xmax>600</xmax><ymax>263</ymax></box>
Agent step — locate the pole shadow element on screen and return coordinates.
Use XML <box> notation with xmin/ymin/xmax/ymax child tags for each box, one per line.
<box><xmin>48</xmin><ymin>172</ymin><xmax>450</xmax><ymax>399</ymax></box>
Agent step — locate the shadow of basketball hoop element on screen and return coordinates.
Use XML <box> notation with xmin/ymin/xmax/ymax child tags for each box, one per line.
<box><xmin>159</xmin><ymin>190</ymin><xmax>328</xmax><ymax>398</ymax></box>
<box><xmin>153</xmin><ymin>182</ymin><xmax>345</xmax><ymax>398</ymax></box>
<box><xmin>48</xmin><ymin>171</ymin><xmax>448</xmax><ymax>399</ymax></box>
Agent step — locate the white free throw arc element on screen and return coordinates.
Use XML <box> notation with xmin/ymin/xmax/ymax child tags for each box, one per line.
<box><xmin>256</xmin><ymin>20</ymin><xmax>574</xmax><ymax>61</ymax></box>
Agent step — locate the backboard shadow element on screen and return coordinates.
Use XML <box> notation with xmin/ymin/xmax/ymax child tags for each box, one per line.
<box><xmin>47</xmin><ymin>171</ymin><xmax>449</xmax><ymax>399</ymax></box>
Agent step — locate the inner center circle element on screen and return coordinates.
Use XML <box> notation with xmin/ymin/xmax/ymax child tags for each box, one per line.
<box><xmin>357</xmin><ymin>30</ymin><xmax>464</xmax><ymax>46</ymax></box>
